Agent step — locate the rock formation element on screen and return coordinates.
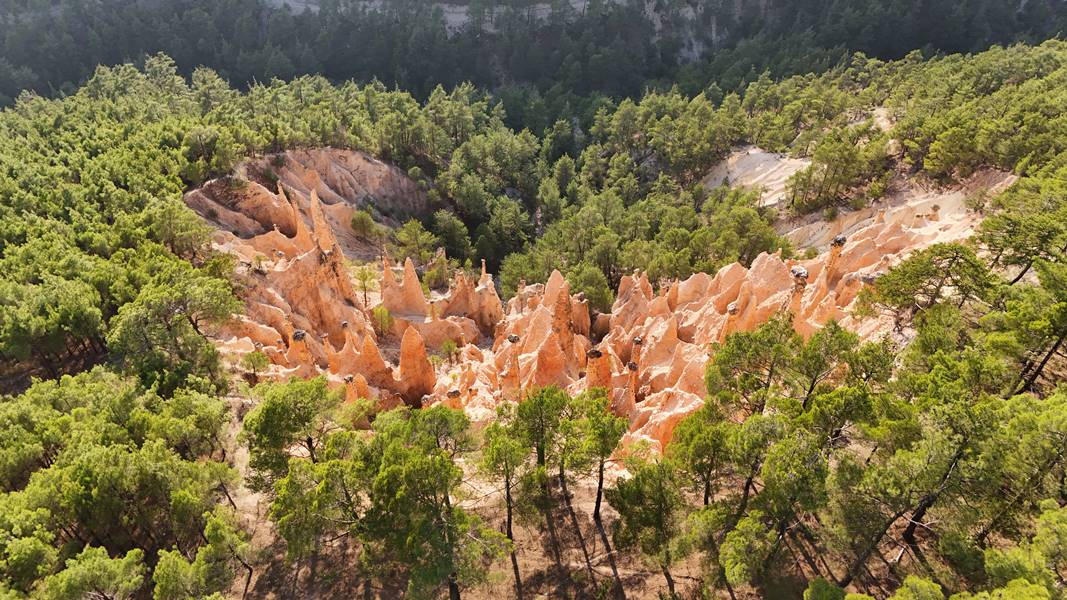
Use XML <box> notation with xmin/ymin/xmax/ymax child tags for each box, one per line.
<box><xmin>378</xmin><ymin>254</ymin><xmax>493</xmax><ymax>349</ymax></box>
<box><xmin>415</xmin><ymin>175</ymin><xmax>1013</xmax><ymax>451</ymax></box>
<box><xmin>189</xmin><ymin>149</ymin><xmax>503</xmax><ymax>409</ymax></box>
<box><xmin>395</xmin><ymin>327</ymin><xmax>437</xmax><ymax>404</ymax></box>
<box><xmin>191</xmin><ymin>151</ymin><xmax>1012</xmax><ymax>451</ymax></box>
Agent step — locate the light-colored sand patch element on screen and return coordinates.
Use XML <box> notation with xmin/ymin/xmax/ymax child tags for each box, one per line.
<box><xmin>872</xmin><ymin>106</ymin><xmax>893</xmax><ymax>132</ymax></box>
<box><xmin>702</xmin><ymin>145</ymin><xmax>811</xmax><ymax>207</ymax></box>
<box><xmin>781</xmin><ymin>169</ymin><xmax>1017</xmax><ymax>252</ymax></box>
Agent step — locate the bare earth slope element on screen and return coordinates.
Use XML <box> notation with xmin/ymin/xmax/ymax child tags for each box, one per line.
<box><xmin>701</xmin><ymin>145</ymin><xmax>812</xmax><ymax>207</ymax></box>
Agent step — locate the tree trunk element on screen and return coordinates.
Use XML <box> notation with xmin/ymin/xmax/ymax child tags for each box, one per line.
<box><xmin>661</xmin><ymin>555</ymin><xmax>676</xmax><ymax>598</ymax></box>
<box><xmin>762</xmin><ymin>514</ymin><xmax>793</xmax><ymax>571</ymax></box>
<box><xmin>904</xmin><ymin>442</ymin><xmax>967</xmax><ymax>547</ymax></box>
<box><xmin>719</xmin><ymin>463</ymin><xmax>759</xmax><ymax>545</ymax></box>
<box><xmin>1010</xmin><ymin>260</ymin><xmax>1035</xmax><ymax>285</ymax></box>
<box><xmin>901</xmin><ymin>496</ymin><xmax>934</xmax><ymax>548</ymax></box>
<box><xmin>505</xmin><ymin>473</ymin><xmax>523</xmax><ymax>599</ymax></box>
<box><xmin>735</xmin><ymin>469</ymin><xmax>757</xmax><ymax>520</ymax></box>
<box><xmin>505</xmin><ymin>474</ymin><xmax>515</xmax><ymax>541</ymax></box>
<box><xmin>838</xmin><ymin>509</ymin><xmax>908</xmax><ymax>587</ymax></box>
<box><xmin>802</xmin><ymin>375</ymin><xmax>820</xmax><ymax>411</ymax></box>
<box><xmin>763</xmin><ymin>358</ymin><xmax>779</xmax><ymax>393</ymax></box>
<box><xmin>704</xmin><ymin>532</ymin><xmax>737</xmax><ymax>599</ymax></box>
<box><xmin>976</xmin><ymin>447</ymin><xmax>1067</xmax><ymax>546</ymax></box>
<box><xmin>594</xmin><ymin>459</ymin><xmax>605</xmax><ymax>521</ymax></box>
<box><xmin>844</xmin><ymin>443</ymin><xmax>966</xmax><ymax>585</ymax></box>
<box><xmin>228</xmin><ymin>545</ymin><xmax>255</xmax><ymax>600</ymax></box>
<box><xmin>442</xmin><ymin>491</ymin><xmax>462</xmax><ymax>600</ymax></box>
<box><xmin>1017</xmin><ymin>331</ymin><xmax>1066</xmax><ymax>394</ymax></box>
<box><xmin>560</xmin><ymin>467</ymin><xmax>596</xmax><ymax>583</ymax></box>
<box><xmin>187</xmin><ymin>315</ymin><xmax>204</xmax><ymax>336</ymax></box>
<box><xmin>816</xmin><ymin>163</ymin><xmax>840</xmax><ymax>206</ymax></box>
<box><xmin>990</xmin><ymin>248</ymin><xmax>1004</xmax><ymax>270</ymax></box>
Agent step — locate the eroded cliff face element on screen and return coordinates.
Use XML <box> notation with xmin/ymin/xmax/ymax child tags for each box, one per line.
<box><xmin>183</xmin><ymin>148</ymin><xmax>460</xmax><ymax>407</ymax></box>
<box><xmin>187</xmin><ymin>150</ymin><xmax>1013</xmax><ymax>452</ymax></box>
<box><xmin>186</xmin><ymin>148</ymin><xmax>427</xmax><ymax>260</ymax></box>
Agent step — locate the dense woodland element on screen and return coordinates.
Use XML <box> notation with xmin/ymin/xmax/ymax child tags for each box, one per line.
<box><xmin>1</xmin><ymin>0</ymin><xmax>1066</xmax><ymax>129</ymax></box>
<box><xmin>1</xmin><ymin>1</ymin><xmax>1067</xmax><ymax>597</ymax></box>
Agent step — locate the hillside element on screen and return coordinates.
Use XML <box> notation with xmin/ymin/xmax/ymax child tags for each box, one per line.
<box><xmin>1</xmin><ymin>28</ymin><xmax>1067</xmax><ymax>600</ymax></box>
<box><xmin>186</xmin><ymin>147</ymin><xmax>1018</xmax><ymax>452</ymax></box>
<box><xmin>2</xmin><ymin>0</ymin><xmax>1065</xmax><ymax>127</ymax></box>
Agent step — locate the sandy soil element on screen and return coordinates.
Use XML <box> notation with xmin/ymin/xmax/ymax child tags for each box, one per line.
<box><xmin>871</xmin><ymin>107</ymin><xmax>892</xmax><ymax>133</ymax></box>
<box><xmin>700</xmin><ymin>107</ymin><xmax>892</xmax><ymax>212</ymax></box>
<box><xmin>779</xmin><ymin>169</ymin><xmax>1017</xmax><ymax>252</ymax></box>
<box><xmin>232</xmin><ymin>442</ymin><xmax>719</xmax><ymax>600</ymax></box>
<box><xmin>224</xmin><ymin>418</ymin><xmax>917</xmax><ymax>600</ymax></box>
<box><xmin>701</xmin><ymin>146</ymin><xmax>812</xmax><ymax>208</ymax></box>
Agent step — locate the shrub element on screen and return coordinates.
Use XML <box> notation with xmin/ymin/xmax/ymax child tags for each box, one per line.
<box><xmin>566</xmin><ymin>261</ymin><xmax>615</xmax><ymax>313</ymax></box>
<box><xmin>350</xmin><ymin>210</ymin><xmax>380</xmax><ymax>240</ymax></box>
<box><xmin>260</xmin><ymin>167</ymin><xmax>279</xmax><ymax>186</ymax></box>
<box><xmin>440</xmin><ymin>339</ymin><xmax>459</xmax><ymax>365</ymax></box>
<box><xmin>371</xmin><ymin>306</ymin><xmax>394</xmax><ymax>337</ymax></box>
<box><xmin>241</xmin><ymin>351</ymin><xmax>269</xmax><ymax>382</ymax></box>
<box><xmin>423</xmin><ymin>258</ymin><xmax>452</xmax><ymax>290</ymax></box>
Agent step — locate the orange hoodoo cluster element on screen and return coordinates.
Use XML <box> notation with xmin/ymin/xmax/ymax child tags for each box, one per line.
<box><xmin>200</xmin><ymin>183</ymin><xmax>507</xmax><ymax>408</ymax></box>
<box><xmin>189</xmin><ymin>150</ymin><xmax>1013</xmax><ymax>451</ymax></box>
<box><xmin>208</xmin><ymin>210</ymin><xmax>907</xmax><ymax>450</ymax></box>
